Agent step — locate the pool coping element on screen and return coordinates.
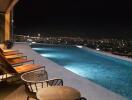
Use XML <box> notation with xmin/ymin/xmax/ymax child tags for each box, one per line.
<box><xmin>14</xmin><ymin>42</ymin><xmax>128</xmax><ymax>100</ymax></box>
<box><xmin>82</xmin><ymin>46</ymin><xmax>132</xmax><ymax>63</ymax></box>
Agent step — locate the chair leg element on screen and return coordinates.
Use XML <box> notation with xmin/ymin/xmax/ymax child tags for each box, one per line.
<box><xmin>27</xmin><ymin>96</ymin><xmax>29</xmax><ymax>100</ymax></box>
<box><xmin>27</xmin><ymin>96</ymin><xmax>39</xmax><ymax>100</ymax></box>
<box><xmin>35</xmin><ymin>96</ymin><xmax>40</xmax><ymax>100</ymax></box>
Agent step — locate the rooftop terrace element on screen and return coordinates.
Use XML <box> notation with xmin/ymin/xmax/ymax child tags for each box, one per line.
<box><xmin>0</xmin><ymin>43</ymin><xmax>128</xmax><ymax>100</ymax></box>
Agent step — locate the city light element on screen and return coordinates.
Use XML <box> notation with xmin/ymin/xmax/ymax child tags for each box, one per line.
<box><xmin>14</xmin><ymin>34</ymin><xmax>132</xmax><ymax>58</ymax></box>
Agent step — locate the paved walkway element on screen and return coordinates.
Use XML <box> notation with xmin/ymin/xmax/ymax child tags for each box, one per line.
<box><xmin>11</xmin><ymin>43</ymin><xmax>127</xmax><ymax>100</ymax></box>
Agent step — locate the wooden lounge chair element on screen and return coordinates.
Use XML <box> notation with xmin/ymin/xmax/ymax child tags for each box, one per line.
<box><xmin>0</xmin><ymin>63</ymin><xmax>44</xmax><ymax>85</ymax></box>
<box><xmin>0</xmin><ymin>53</ymin><xmax>34</xmax><ymax>66</ymax></box>
<box><xmin>0</xmin><ymin>48</ymin><xmax>24</xmax><ymax>59</ymax></box>
<box><xmin>5</xmin><ymin>54</ymin><xmax>27</xmax><ymax>60</ymax></box>
<box><xmin>5</xmin><ymin>55</ymin><xmax>26</xmax><ymax>59</ymax></box>
<box><xmin>3</xmin><ymin>51</ymin><xmax>23</xmax><ymax>56</ymax></box>
<box><xmin>21</xmin><ymin>69</ymin><xmax>63</xmax><ymax>100</ymax></box>
<box><xmin>8</xmin><ymin>58</ymin><xmax>34</xmax><ymax>66</ymax></box>
<box><xmin>0</xmin><ymin>58</ymin><xmax>44</xmax><ymax>75</ymax></box>
<box><xmin>0</xmin><ymin>47</ymin><xmax>18</xmax><ymax>53</ymax></box>
<box><xmin>0</xmin><ymin>47</ymin><xmax>23</xmax><ymax>56</ymax></box>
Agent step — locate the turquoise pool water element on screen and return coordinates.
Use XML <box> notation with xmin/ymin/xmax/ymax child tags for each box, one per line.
<box><xmin>31</xmin><ymin>44</ymin><xmax>132</xmax><ymax>99</ymax></box>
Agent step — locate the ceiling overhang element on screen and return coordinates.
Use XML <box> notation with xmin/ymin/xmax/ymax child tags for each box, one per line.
<box><xmin>0</xmin><ymin>0</ymin><xmax>19</xmax><ymax>13</ymax></box>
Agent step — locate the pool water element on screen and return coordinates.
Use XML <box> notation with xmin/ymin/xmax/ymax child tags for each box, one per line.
<box><xmin>31</xmin><ymin>44</ymin><xmax>132</xmax><ymax>99</ymax></box>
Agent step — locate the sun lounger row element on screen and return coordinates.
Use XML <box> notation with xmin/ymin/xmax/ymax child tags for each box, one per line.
<box><xmin>0</xmin><ymin>47</ymin><xmax>44</xmax><ymax>80</ymax></box>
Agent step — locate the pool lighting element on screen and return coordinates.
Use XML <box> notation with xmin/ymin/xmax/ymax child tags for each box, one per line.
<box><xmin>76</xmin><ymin>45</ymin><xmax>83</xmax><ymax>48</ymax></box>
<box><xmin>32</xmin><ymin>48</ymin><xmax>44</xmax><ymax>50</ymax></box>
<box><xmin>96</xmin><ymin>48</ymin><xmax>100</xmax><ymax>51</ymax></box>
<box><xmin>32</xmin><ymin>41</ymin><xmax>36</xmax><ymax>44</ymax></box>
<box><xmin>41</xmin><ymin>54</ymin><xmax>59</xmax><ymax>58</ymax></box>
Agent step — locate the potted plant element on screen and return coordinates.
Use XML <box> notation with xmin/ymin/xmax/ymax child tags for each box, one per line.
<box><xmin>4</xmin><ymin>40</ymin><xmax>14</xmax><ymax>49</ymax></box>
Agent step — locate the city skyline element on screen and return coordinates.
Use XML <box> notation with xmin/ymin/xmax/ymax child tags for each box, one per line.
<box><xmin>14</xmin><ymin>0</ymin><xmax>132</xmax><ymax>38</ymax></box>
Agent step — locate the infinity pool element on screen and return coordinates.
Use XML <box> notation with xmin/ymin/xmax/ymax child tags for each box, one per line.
<box><xmin>31</xmin><ymin>44</ymin><xmax>132</xmax><ymax>99</ymax></box>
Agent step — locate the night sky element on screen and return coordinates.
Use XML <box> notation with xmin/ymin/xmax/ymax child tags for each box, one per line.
<box><xmin>14</xmin><ymin>0</ymin><xmax>132</xmax><ymax>38</ymax></box>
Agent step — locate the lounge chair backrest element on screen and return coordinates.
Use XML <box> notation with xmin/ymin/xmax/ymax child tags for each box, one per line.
<box><xmin>0</xmin><ymin>53</ymin><xmax>17</xmax><ymax>73</ymax></box>
<box><xmin>45</xmin><ymin>78</ymin><xmax>63</xmax><ymax>86</ymax></box>
<box><xmin>21</xmin><ymin>68</ymin><xmax>48</xmax><ymax>100</ymax></box>
<box><xmin>21</xmin><ymin>68</ymin><xmax>48</xmax><ymax>91</ymax></box>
